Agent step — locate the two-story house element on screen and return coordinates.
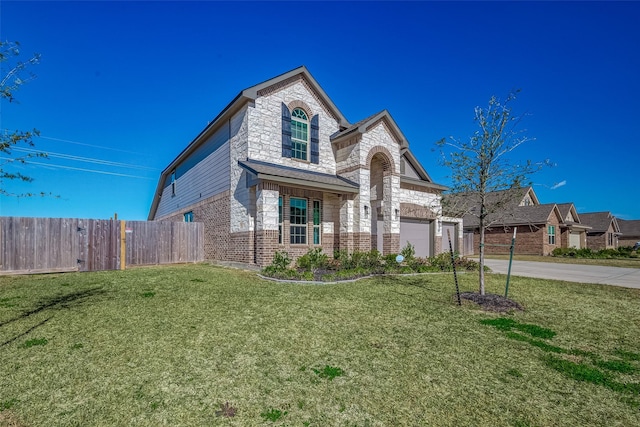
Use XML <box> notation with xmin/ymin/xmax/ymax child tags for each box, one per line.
<box><xmin>148</xmin><ymin>66</ymin><xmax>457</xmax><ymax>266</ymax></box>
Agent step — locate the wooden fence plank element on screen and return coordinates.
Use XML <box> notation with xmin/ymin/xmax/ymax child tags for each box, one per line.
<box><xmin>1</xmin><ymin>217</ymin><xmax>204</xmax><ymax>274</ymax></box>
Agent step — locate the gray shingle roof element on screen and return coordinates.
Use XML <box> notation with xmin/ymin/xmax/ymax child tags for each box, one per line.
<box><xmin>238</xmin><ymin>159</ymin><xmax>359</xmax><ymax>193</ymax></box>
<box><xmin>618</xmin><ymin>219</ymin><xmax>640</xmax><ymax>237</ymax></box>
<box><xmin>463</xmin><ymin>202</ymin><xmax>559</xmax><ymax>229</ymax></box>
<box><xmin>443</xmin><ymin>187</ymin><xmax>534</xmax><ymax>218</ymax></box>
<box><xmin>579</xmin><ymin>212</ymin><xmax>619</xmax><ymax>234</ymax></box>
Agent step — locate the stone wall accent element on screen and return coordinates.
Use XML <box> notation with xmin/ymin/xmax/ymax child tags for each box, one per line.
<box><xmin>257</xmin><ymin>74</ymin><xmax>339</xmax><ymax>123</ymax></box>
<box><xmin>400</xmin><ymin>203</ymin><xmax>438</xmax><ymax>220</ymax></box>
<box><xmin>287</xmin><ymin>99</ymin><xmax>314</xmax><ymax>117</ymax></box>
<box><xmin>365</xmin><ymin>145</ymin><xmax>397</xmax><ymax>174</ymax></box>
<box><xmin>249</xmin><ymin>79</ymin><xmax>340</xmax><ymax>175</ymax></box>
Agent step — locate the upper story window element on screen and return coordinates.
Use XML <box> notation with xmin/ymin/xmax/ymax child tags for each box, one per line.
<box><xmin>282</xmin><ymin>103</ymin><xmax>319</xmax><ymax>164</ymax></box>
<box><xmin>291</xmin><ymin>108</ymin><xmax>309</xmax><ymax>161</ymax></box>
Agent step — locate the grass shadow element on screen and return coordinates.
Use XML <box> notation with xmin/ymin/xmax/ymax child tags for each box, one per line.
<box><xmin>1</xmin><ymin>287</ymin><xmax>106</xmax><ymax>348</ymax></box>
<box><xmin>0</xmin><ymin>287</ymin><xmax>105</xmax><ymax>328</ymax></box>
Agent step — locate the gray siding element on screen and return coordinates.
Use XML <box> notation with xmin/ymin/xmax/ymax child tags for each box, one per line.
<box><xmin>401</xmin><ymin>156</ymin><xmax>421</xmax><ymax>179</ymax></box>
<box><xmin>155</xmin><ymin>123</ymin><xmax>231</xmax><ymax>219</ymax></box>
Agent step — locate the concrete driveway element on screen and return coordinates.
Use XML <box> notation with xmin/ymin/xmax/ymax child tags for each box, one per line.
<box><xmin>481</xmin><ymin>259</ymin><xmax>640</xmax><ymax>289</ymax></box>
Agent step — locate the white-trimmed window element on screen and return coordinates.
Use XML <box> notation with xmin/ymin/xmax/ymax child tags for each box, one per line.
<box><xmin>278</xmin><ymin>196</ymin><xmax>283</xmax><ymax>244</ymax></box>
<box><xmin>291</xmin><ymin>108</ymin><xmax>309</xmax><ymax>161</ymax></box>
<box><xmin>290</xmin><ymin>197</ymin><xmax>307</xmax><ymax>244</ymax></box>
<box><xmin>313</xmin><ymin>200</ymin><xmax>321</xmax><ymax>245</ymax></box>
<box><xmin>548</xmin><ymin>225</ymin><xmax>556</xmax><ymax>245</ymax></box>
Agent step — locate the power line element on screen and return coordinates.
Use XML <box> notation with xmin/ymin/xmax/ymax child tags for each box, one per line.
<box><xmin>9</xmin><ymin>133</ymin><xmax>148</xmax><ymax>155</ymax></box>
<box><xmin>12</xmin><ymin>147</ymin><xmax>159</xmax><ymax>171</ymax></box>
<box><xmin>1</xmin><ymin>157</ymin><xmax>155</xmax><ymax>180</ymax></box>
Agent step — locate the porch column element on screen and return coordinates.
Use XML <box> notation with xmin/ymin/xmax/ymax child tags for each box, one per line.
<box><xmin>255</xmin><ymin>182</ymin><xmax>279</xmax><ymax>266</ymax></box>
<box><xmin>339</xmin><ymin>194</ymin><xmax>355</xmax><ymax>253</ymax></box>
<box><xmin>382</xmin><ymin>173</ymin><xmax>400</xmax><ymax>255</ymax></box>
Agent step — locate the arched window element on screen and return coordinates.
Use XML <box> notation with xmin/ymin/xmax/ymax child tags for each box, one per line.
<box><xmin>290</xmin><ymin>108</ymin><xmax>309</xmax><ymax>161</ymax></box>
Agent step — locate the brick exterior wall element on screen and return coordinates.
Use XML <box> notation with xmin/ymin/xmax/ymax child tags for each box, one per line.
<box><xmin>256</xmin><ymin>230</ymin><xmax>279</xmax><ymax>266</ymax></box>
<box><xmin>586</xmin><ymin>231</ymin><xmax>619</xmax><ymax>250</ymax></box>
<box><xmin>159</xmin><ymin>191</ymin><xmax>231</xmax><ymax>261</ymax></box>
<box><xmin>474</xmin><ymin>223</ymin><xmax>561</xmax><ymax>256</ymax></box>
<box><xmin>354</xmin><ymin>232</ymin><xmax>372</xmax><ymax>252</ymax></box>
<box><xmin>383</xmin><ymin>233</ymin><xmax>400</xmax><ymax>255</ymax></box>
<box><xmin>619</xmin><ymin>237</ymin><xmax>640</xmax><ymax>247</ymax></box>
<box><xmin>229</xmin><ymin>232</ymin><xmax>254</xmax><ymax>263</ymax></box>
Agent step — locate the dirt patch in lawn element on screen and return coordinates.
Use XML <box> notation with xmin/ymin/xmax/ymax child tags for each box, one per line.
<box><xmin>460</xmin><ymin>292</ymin><xmax>524</xmax><ymax>312</ymax></box>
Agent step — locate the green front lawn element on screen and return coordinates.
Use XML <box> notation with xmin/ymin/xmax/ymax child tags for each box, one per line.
<box><xmin>1</xmin><ymin>264</ymin><xmax>639</xmax><ymax>426</ymax></box>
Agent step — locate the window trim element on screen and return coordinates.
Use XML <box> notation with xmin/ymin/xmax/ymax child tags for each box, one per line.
<box><xmin>289</xmin><ymin>197</ymin><xmax>307</xmax><ymax>245</ymax></box>
<box><xmin>184</xmin><ymin>211</ymin><xmax>193</xmax><ymax>222</ymax></box>
<box><xmin>290</xmin><ymin>108</ymin><xmax>309</xmax><ymax>161</ymax></box>
<box><xmin>313</xmin><ymin>200</ymin><xmax>321</xmax><ymax>245</ymax></box>
<box><xmin>548</xmin><ymin>225</ymin><xmax>556</xmax><ymax>245</ymax></box>
<box><xmin>278</xmin><ymin>196</ymin><xmax>283</xmax><ymax>245</ymax></box>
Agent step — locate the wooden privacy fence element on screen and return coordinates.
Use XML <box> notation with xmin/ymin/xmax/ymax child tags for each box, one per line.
<box><xmin>0</xmin><ymin>217</ymin><xmax>204</xmax><ymax>275</ymax></box>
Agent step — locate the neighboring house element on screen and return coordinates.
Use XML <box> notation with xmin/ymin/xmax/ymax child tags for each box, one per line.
<box><xmin>618</xmin><ymin>219</ymin><xmax>640</xmax><ymax>247</ymax></box>
<box><xmin>451</xmin><ymin>187</ymin><xmax>587</xmax><ymax>256</ymax></box>
<box><xmin>579</xmin><ymin>212</ymin><xmax>621</xmax><ymax>250</ymax></box>
<box><xmin>556</xmin><ymin>203</ymin><xmax>590</xmax><ymax>249</ymax></box>
<box><xmin>148</xmin><ymin>66</ymin><xmax>457</xmax><ymax>266</ymax></box>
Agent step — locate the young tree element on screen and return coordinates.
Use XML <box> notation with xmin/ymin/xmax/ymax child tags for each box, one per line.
<box><xmin>1</xmin><ymin>40</ymin><xmax>48</xmax><ymax>197</ymax></box>
<box><xmin>437</xmin><ymin>91</ymin><xmax>550</xmax><ymax>295</ymax></box>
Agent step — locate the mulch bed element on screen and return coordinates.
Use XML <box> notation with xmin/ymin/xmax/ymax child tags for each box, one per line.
<box><xmin>459</xmin><ymin>292</ymin><xmax>524</xmax><ymax>312</ymax></box>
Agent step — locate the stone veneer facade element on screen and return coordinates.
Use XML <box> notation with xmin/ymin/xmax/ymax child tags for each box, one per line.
<box><xmin>151</xmin><ymin>68</ymin><xmax>448</xmax><ymax>267</ymax></box>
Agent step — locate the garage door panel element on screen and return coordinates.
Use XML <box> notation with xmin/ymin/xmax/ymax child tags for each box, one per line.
<box><xmin>569</xmin><ymin>232</ymin><xmax>581</xmax><ymax>249</ymax></box>
<box><xmin>400</xmin><ymin>219</ymin><xmax>432</xmax><ymax>258</ymax></box>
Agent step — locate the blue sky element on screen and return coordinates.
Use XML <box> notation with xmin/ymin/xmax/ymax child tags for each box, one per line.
<box><xmin>1</xmin><ymin>1</ymin><xmax>639</xmax><ymax>220</ymax></box>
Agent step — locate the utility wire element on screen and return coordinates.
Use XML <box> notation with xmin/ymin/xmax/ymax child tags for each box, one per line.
<box><xmin>12</xmin><ymin>147</ymin><xmax>159</xmax><ymax>171</ymax></box>
<box><xmin>1</xmin><ymin>157</ymin><xmax>155</xmax><ymax>180</ymax></box>
<box><xmin>37</xmin><ymin>135</ymin><xmax>148</xmax><ymax>155</ymax></box>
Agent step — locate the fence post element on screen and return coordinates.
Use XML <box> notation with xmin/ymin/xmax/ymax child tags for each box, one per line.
<box><xmin>120</xmin><ymin>220</ymin><xmax>126</xmax><ymax>270</ymax></box>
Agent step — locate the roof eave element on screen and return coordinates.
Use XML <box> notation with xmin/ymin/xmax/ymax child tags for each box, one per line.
<box><xmin>148</xmin><ymin>93</ymin><xmax>251</xmax><ymax>220</ymax></box>
<box><xmin>400</xmin><ymin>176</ymin><xmax>448</xmax><ymax>191</ymax></box>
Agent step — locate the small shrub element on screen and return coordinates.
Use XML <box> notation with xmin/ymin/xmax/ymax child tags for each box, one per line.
<box><xmin>262</xmin><ymin>251</ymin><xmax>292</xmax><ymax>276</ymax></box>
<box><xmin>400</xmin><ymin>242</ymin><xmax>415</xmax><ymax>261</ymax></box>
<box><xmin>296</xmin><ymin>248</ymin><xmax>328</xmax><ymax>272</ymax></box>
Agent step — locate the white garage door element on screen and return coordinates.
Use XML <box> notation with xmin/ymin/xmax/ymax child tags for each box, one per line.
<box><xmin>400</xmin><ymin>218</ymin><xmax>432</xmax><ymax>258</ymax></box>
<box><xmin>569</xmin><ymin>232</ymin><xmax>581</xmax><ymax>249</ymax></box>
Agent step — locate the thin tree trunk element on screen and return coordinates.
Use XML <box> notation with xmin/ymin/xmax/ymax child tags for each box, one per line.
<box><xmin>478</xmin><ymin>216</ymin><xmax>486</xmax><ymax>295</ymax></box>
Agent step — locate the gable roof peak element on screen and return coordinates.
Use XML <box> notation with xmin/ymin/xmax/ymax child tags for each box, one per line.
<box><xmin>242</xmin><ymin>66</ymin><xmax>350</xmax><ymax>128</ymax></box>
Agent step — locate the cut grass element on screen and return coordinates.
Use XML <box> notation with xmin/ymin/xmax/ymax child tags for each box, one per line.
<box><xmin>0</xmin><ymin>264</ymin><xmax>639</xmax><ymax>426</ymax></box>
